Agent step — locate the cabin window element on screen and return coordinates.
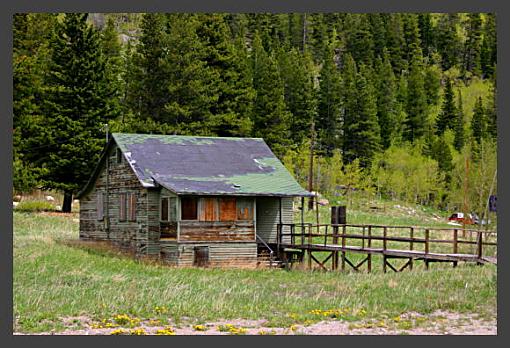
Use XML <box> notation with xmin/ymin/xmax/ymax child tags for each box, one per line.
<box><xmin>193</xmin><ymin>246</ymin><xmax>209</xmax><ymax>267</ymax></box>
<box><xmin>161</xmin><ymin>198</ymin><xmax>169</xmax><ymax>221</ymax></box>
<box><xmin>236</xmin><ymin>198</ymin><xmax>253</xmax><ymax>220</ymax></box>
<box><xmin>128</xmin><ymin>193</ymin><xmax>137</xmax><ymax>221</ymax></box>
<box><xmin>199</xmin><ymin>198</ymin><xmax>218</xmax><ymax>222</ymax></box>
<box><xmin>219</xmin><ymin>197</ymin><xmax>237</xmax><ymax>221</ymax></box>
<box><xmin>97</xmin><ymin>192</ymin><xmax>104</xmax><ymax>221</ymax></box>
<box><xmin>116</xmin><ymin>148</ymin><xmax>123</xmax><ymax>164</ymax></box>
<box><xmin>119</xmin><ymin>193</ymin><xmax>127</xmax><ymax>221</ymax></box>
<box><xmin>160</xmin><ymin>197</ymin><xmax>177</xmax><ymax>222</ymax></box>
<box><xmin>181</xmin><ymin>197</ymin><xmax>198</xmax><ymax>220</ymax></box>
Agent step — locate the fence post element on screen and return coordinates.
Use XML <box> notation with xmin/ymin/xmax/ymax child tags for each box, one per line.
<box><xmin>367</xmin><ymin>226</ymin><xmax>372</xmax><ymax>273</ymax></box>
<box><xmin>424</xmin><ymin>229</ymin><xmax>430</xmax><ymax>270</ymax></box>
<box><xmin>409</xmin><ymin>227</ymin><xmax>414</xmax><ymax>270</ymax></box>
<box><xmin>341</xmin><ymin>225</ymin><xmax>346</xmax><ymax>271</ymax></box>
<box><xmin>477</xmin><ymin>231</ymin><xmax>483</xmax><ymax>261</ymax></box>
<box><xmin>452</xmin><ymin>229</ymin><xmax>458</xmax><ymax>268</ymax></box>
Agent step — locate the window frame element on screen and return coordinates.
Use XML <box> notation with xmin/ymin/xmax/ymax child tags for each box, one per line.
<box><xmin>181</xmin><ymin>196</ymin><xmax>198</xmax><ymax>221</ymax></box>
<box><xmin>119</xmin><ymin>192</ymin><xmax>127</xmax><ymax>222</ymax></box>
<box><xmin>128</xmin><ymin>193</ymin><xmax>137</xmax><ymax>222</ymax></box>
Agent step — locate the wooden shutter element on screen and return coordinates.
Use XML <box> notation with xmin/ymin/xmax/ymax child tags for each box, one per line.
<box><xmin>181</xmin><ymin>197</ymin><xmax>198</xmax><ymax>220</ymax></box>
<box><xmin>219</xmin><ymin>198</ymin><xmax>236</xmax><ymax>221</ymax></box>
<box><xmin>161</xmin><ymin>197</ymin><xmax>169</xmax><ymax>221</ymax></box>
<box><xmin>97</xmin><ymin>192</ymin><xmax>104</xmax><ymax>221</ymax></box>
<box><xmin>128</xmin><ymin>193</ymin><xmax>137</xmax><ymax>221</ymax></box>
<box><xmin>199</xmin><ymin>198</ymin><xmax>218</xmax><ymax>221</ymax></box>
<box><xmin>119</xmin><ymin>193</ymin><xmax>126</xmax><ymax>222</ymax></box>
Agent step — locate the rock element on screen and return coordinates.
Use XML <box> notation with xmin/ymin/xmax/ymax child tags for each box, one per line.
<box><xmin>13</xmin><ymin>195</ymin><xmax>22</xmax><ymax>202</ymax></box>
<box><xmin>318</xmin><ymin>199</ymin><xmax>329</xmax><ymax>206</ymax></box>
<box><xmin>56</xmin><ymin>205</ymin><xmax>62</xmax><ymax>211</ymax></box>
<box><xmin>13</xmin><ymin>202</ymin><xmax>19</xmax><ymax>208</ymax></box>
<box><xmin>45</xmin><ymin>195</ymin><xmax>55</xmax><ymax>202</ymax></box>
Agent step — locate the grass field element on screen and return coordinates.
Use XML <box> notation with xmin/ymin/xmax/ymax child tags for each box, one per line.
<box><xmin>13</xmin><ymin>210</ymin><xmax>497</xmax><ymax>334</ymax></box>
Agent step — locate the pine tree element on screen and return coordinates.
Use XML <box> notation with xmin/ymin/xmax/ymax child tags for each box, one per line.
<box><xmin>471</xmin><ymin>96</ymin><xmax>486</xmax><ymax>144</ymax></box>
<box><xmin>368</xmin><ymin>14</ymin><xmax>387</xmax><ymax>59</ymax></box>
<box><xmin>127</xmin><ymin>14</ymin><xmax>170</xmax><ymax>122</ymax></box>
<box><xmin>251</xmin><ymin>32</ymin><xmax>292</xmax><ymax>158</ymax></box>
<box><xmin>404</xmin><ymin>51</ymin><xmax>428</xmax><ymax>142</ymax></box>
<box><xmin>418</xmin><ymin>13</ymin><xmax>433</xmax><ymax>57</ymax></box>
<box><xmin>385</xmin><ymin>14</ymin><xmax>407</xmax><ymax>74</ymax></box>
<box><xmin>480</xmin><ymin>13</ymin><xmax>497</xmax><ymax>78</ymax></box>
<box><xmin>374</xmin><ymin>51</ymin><xmax>398</xmax><ymax>149</ymax></box>
<box><xmin>316</xmin><ymin>43</ymin><xmax>342</xmax><ymax>155</ymax></box>
<box><xmin>342</xmin><ymin>56</ymin><xmax>380</xmax><ymax>167</ymax></box>
<box><xmin>403</xmin><ymin>14</ymin><xmax>422</xmax><ymax>65</ymax></box>
<box><xmin>436</xmin><ymin>77</ymin><xmax>457</xmax><ymax>135</ymax></box>
<box><xmin>162</xmin><ymin>14</ymin><xmax>219</xmax><ymax>134</ymax></box>
<box><xmin>195</xmin><ymin>14</ymin><xmax>254</xmax><ymax>136</ymax></box>
<box><xmin>41</xmin><ymin>13</ymin><xmax>120</xmax><ymax>211</ymax></box>
<box><xmin>463</xmin><ymin>13</ymin><xmax>483</xmax><ymax>78</ymax></box>
<box><xmin>424</xmin><ymin>63</ymin><xmax>441</xmax><ymax>105</ymax></box>
<box><xmin>344</xmin><ymin>14</ymin><xmax>374</xmax><ymax>67</ymax></box>
<box><xmin>279</xmin><ymin>48</ymin><xmax>317</xmax><ymax>146</ymax></box>
<box><xmin>453</xmin><ymin>88</ymin><xmax>465</xmax><ymax>151</ymax></box>
<box><xmin>436</xmin><ymin>14</ymin><xmax>461</xmax><ymax>71</ymax></box>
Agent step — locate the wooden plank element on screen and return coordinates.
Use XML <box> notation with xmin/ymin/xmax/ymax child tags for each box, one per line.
<box><xmin>219</xmin><ymin>197</ymin><xmax>236</xmax><ymax>221</ymax></box>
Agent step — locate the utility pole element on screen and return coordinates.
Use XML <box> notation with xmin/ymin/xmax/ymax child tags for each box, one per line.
<box><xmin>308</xmin><ymin>121</ymin><xmax>315</xmax><ymax>211</ymax></box>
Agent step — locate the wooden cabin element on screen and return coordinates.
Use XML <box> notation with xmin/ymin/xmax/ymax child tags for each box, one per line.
<box><xmin>76</xmin><ymin>133</ymin><xmax>312</xmax><ymax>268</ymax></box>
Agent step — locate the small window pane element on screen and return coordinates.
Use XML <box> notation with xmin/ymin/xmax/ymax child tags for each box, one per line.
<box><xmin>161</xmin><ymin>197</ymin><xmax>169</xmax><ymax>221</ymax></box>
<box><xmin>116</xmin><ymin>148</ymin><xmax>123</xmax><ymax>164</ymax></box>
<box><xmin>236</xmin><ymin>198</ymin><xmax>253</xmax><ymax>220</ymax></box>
<box><xmin>181</xmin><ymin>197</ymin><xmax>198</xmax><ymax>220</ymax></box>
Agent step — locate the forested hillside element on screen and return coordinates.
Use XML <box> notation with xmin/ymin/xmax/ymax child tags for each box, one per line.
<box><xmin>13</xmin><ymin>13</ymin><xmax>497</xmax><ymax>215</ymax></box>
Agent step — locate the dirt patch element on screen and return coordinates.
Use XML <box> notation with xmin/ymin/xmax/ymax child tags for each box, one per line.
<box><xmin>14</xmin><ymin>311</ymin><xmax>496</xmax><ymax>335</ymax></box>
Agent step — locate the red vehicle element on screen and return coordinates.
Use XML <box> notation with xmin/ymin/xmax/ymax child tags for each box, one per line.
<box><xmin>448</xmin><ymin>212</ymin><xmax>476</xmax><ymax>225</ymax></box>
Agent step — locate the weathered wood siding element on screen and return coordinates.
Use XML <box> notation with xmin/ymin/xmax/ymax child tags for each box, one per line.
<box><xmin>179</xmin><ymin>221</ymin><xmax>255</xmax><ymax>242</ymax></box>
<box><xmin>160</xmin><ymin>241</ymin><xmax>179</xmax><ymax>265</ymax></box>
<box><xmin>256</xmin><ymin>197</ymin><xmax>294</xmax><ymax>244</ymax></box>
<box><xmin>79</xmin><ymin>144</ymin><xmax>149</xmax><ymax>255</ymax></box>
<box><xmin>176</xmin><ymin>242</ymin><xmax>258</xmax><ymax>268</ymax></box>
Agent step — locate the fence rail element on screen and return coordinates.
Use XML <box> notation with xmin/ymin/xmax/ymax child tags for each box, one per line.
<box><xmin>275</xmin><ymin>223</ymin><xmax>497</xmax><ymax>272</ymax></box>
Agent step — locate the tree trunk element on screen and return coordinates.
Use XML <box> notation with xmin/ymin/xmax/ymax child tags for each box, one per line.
<box><xmin>62</xmin><ymin>191</ymin><xmax>73</xmax><ymax>213</ymax></box>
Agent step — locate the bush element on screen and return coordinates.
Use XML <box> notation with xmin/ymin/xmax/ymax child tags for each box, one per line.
<box><xmin>15</xmin><ymin>200</ymin><xmax>55</xmax><ymax>212</ymax></box>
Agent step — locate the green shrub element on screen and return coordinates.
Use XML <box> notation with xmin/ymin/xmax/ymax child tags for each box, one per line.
<box><xmin>15</xmin><ymin>200</ymin><xmax>55</xmax><ymax>212</ymax></box>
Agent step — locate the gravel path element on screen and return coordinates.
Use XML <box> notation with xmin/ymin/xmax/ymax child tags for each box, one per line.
<box><xmin>14</xmin><ymin>310</ymin><xmax>496</xmax><ymax>335</ymax></box>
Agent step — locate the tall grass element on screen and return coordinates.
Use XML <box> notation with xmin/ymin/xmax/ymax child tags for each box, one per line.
<box><xmin>13</xmin><ymin>212</ymin><xmax>496</xmax><ymax>333</ymax></box>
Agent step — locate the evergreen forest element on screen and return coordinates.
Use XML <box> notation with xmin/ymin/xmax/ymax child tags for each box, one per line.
<box><xmin>13</xmin><ymin>13</ymin><xmax>497</xmax><ymax>215</ymax></box>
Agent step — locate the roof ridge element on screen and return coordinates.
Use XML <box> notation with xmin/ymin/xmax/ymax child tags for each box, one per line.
<box><xmin>112</xmin><ymin>133</ymin><xmax>264</xmax><ymax>140</ymax></box>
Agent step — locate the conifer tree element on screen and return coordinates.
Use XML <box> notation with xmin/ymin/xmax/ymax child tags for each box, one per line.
<box><xmin>374</xmin><ymin>51</ymin><xmax>398</xmax><ymax>149</ymax></box>
<box><xmin>436</xmin><ymin>78</ymin><xmax>457</xmax><ymax>135</ymax></box>
<box><xmin>431</xmin><ymin>135</ymin><xmax>453</xmax><ymax>184</ymax></box>
<box><xmin>463</xmin><ymin>13</ymin><xmax>483</xmax><ymax>78</ymax></box>
<box><xmin>127</xmin><ymin>13</ymin><xmax>169</xmax><ymax>122</ymax></box>
<box><xmin>279</xmin><ymin>48</ymin><xmax>317</xmax><ymax>146</ymax></box>
<box><xmin>471</xmin><ymin>96</ymin><xmax>486</xmax><ymax>144</ymax></box>
<box><xmin>436</xmin><ymin>14</ymin><xmax>461</xmax><ymax>71</ymax></box>
<box><xmin>316</xmin><ymin>43</ymin><xmax>342</xmax><ymax>155</ymax></box>
<box><xmin>344</xmin><ymin>14</ymin><xmax>374</xmax><ymax>67</ymax></box>
<box><xmin>385</xmin><ymin>14</ymin><xmax>406</xmax><ymax>74</ymax></box>
<box><xmin>196</xmin><ymin>14</ymin><xmax>254</xmax><ymax>136</ymax></box>
<box><xmin>480</xmin><ymin>13</ymin><xmax>497</xmax><ymax>79</ymax></box>
<box><xmin>342</xmin><ymin>57</ymin><xmax>380</xmax><ymax>167</ymax></box>
<box><xmin>41</xmin><ymin>13</ymin><xmax>120</xmax><ymax>211</ymax></box>
<box><xmin>251</xmin><ymin>32</ymin><xmax>292</xmax><ymax>157</ymax></box>
<box><xmin>418</xmin><ymin>13</ymin><xmax>433</xmax><ymax>57</ymax></box>
<box><xmin>404</xmin><ymin>51</ymin><xmax>428</xmax><ymax>141</ymax></box>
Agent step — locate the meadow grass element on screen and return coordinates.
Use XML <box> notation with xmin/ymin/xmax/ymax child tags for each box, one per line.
<box><xmin>13</xmin><ymin>211</ymin><xmax>497</xmax><ymax>333</ymax></box>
